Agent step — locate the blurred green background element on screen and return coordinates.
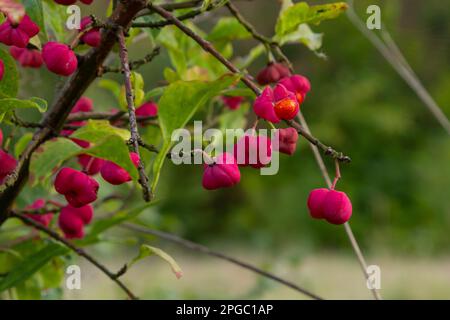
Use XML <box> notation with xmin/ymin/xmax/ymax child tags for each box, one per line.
<box><xmin>2</xmin><ymin>0</ymin><xmax>450</xmax><ymax>299</ymax></box>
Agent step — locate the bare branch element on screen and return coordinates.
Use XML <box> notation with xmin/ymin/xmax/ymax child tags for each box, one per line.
<box><xmin>123</xmin><ymin>223</ymin><xmax>323</xmax><ymax>300</ymax></box>
<box><xmin>117</xmin><ymin>28</ymin><xmax>152</xmax><ymax>202</ymax></box>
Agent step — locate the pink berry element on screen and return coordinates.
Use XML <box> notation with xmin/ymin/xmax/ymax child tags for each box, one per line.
<box><xmin>307</xmin><ymin>188</ymin><xmax>352</xmax><ymax>225</ymax></box>
<box><xmin>233</xmin><ymin>134</ymin><xmax>272</xmax><ymax>168</ymax></box>
<box><xmin>80</xmin><ymin>0</ymin><xmax>94</xmax><ymax>4</ymax></box>
<box><xmin>307</xmin><ymin>188</ymin><xmax>329</xmax><ymax>219</ymax></box>
<box><xmin>42</xmin><ymin>42</ymin><xmax>78</xmax><ymax>76</ymax></box>
<box><xmin>253</xmin><ymin>84</ymin><xmax>299</xmax><ymax>123</ymax></box>
<box><xmin>78</xmin><ymin>154</ymin><xmax>104</xmax><ymax>176</ymax></box>
<box><xmin>274</xmin><ymin>128</ymin><xmax>298</xmax><ymax>155</ymax></box>
<box><xmin>54</xmin><ymin>167</ymin><xmax>99</xmax><ymax>207</ymax></box>
<box><xmin>256</xmin><ymin>62</ymin><xmax>291</xmax><ymax>85</ymax></box>
<box><xmin>0</xmin><ymin>59</ymin><xmax>4</xmax><ymax>81</ymax></box>
<box><xmin>72</xmin><ymin>96</ymin><xmax>93</xmax><ymax>113</ymax></box>
<box><xmin>9</xmin><ymin>46</ymin><xmax>43</xmax><ymax>68</ymax></box>
<box><xmin>25</xmin><ymin>199</ymin><xmax>54</xmax><ymax>227</ymax></box>
<box><xmin>222</xmin><ymin>96</ymin><xmax>244</xmax><ymax>110</ymax></box>
<box><xmin>0</xmin><ymin>15</ymin><xmax>40</xmax><ymax>48</ymax></box>
<box><xmin>136</xmin><ymin>101</ymin><xmax>158</xmax><ymax>116</ymax></box>
<box><xmin>100</xmin><ymin>152</ymin><xmax>140</xmax><ymax>185</ymax></box>
<box><xmin>0</xmin><ymin>149</ymin><xmax>17</xmax><ymax>184</ymax></box>
<box><xmin>58</xmin><ymin>207</ymin><xmax>84</xmax><ymax>239</ymax></box>
<box><xmin>202</xmin><ymin>153</ymin><xmax>241</xmax><ymax>190</ymax></box>
<box><xmin>279</xmin><ymin>74</ymin><xmax>311</xmax><ymax>104</ymax></box>
<box><xmin>322</xmin><ymin>190</ymin><xmax>352</xmax><ymax>225</ymax></box>
<box><xmin>253</xmin><ymin>87</ymin><xmax>280</xmax><ymax>123</ymax></box>
<box><xmin>80</xmin><ymin>16</ymin><xmax>101</xmax><ymax>47</ymax></box>
<box><xmin>0</xmin><ymin>128</ymin><xmax>3</xmax><ymax>146</ymax></box>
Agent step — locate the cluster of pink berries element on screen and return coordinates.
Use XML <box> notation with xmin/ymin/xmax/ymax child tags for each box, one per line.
<box><xmin>0</xmin><ymin>1</ymin><xmax>100</xmax><ymax>80</ymax></box>
<box><xmin>0</xmin><ymin>97</ymin><xmax>158</xmax><ymax>239</ymax></box>
<box><xmin>211</xmin><ymin>62</ymin><xmax>352</xmax><ymax>224</ymax></box>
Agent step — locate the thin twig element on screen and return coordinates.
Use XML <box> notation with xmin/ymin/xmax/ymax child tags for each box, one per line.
<box><xmin>122</xmin><ymin>223</ymin><xmax>323</xmax><ymax>300</ymax></box>
<box><xmin>11</xmin><ymin>211</ymin><xmax>138</xmax><ymax>300</ymax></box>
<box><xmin>225</xmin><ymin>1</ymin><xmax>293</xmax><ymax>71</ymax></box>
<box><xmin>100</xmin><ymin>47</ymin><xmax>161</xmax><ymax>74</ymax></box>
<box><xmin>117</xmin><ymin>28</ymin><xmax>152</xmax><ymax>202</ymax></box>
<box><xmin>346</xmin><ymin>0</ymin><xmax>450</xmax><ymax>135</ymax></box>
<box><xmin>149</xmin><ymin>3</ymin><xmax>350</xmax><ymax>163</ymax></box>
<box><xmin>297</xmin><ymin>112</ymin><xmax>382</xmax><ymax>300</ymax></box>
<box><xmin>286</xmin><ymin>120</ymin><xmax>351</xmax><ymax>163</ymax></box>
<box><xmin>212</xmin><ymin>2</ymin><xmax>379</xmax><ymax>299</ymax></box>
<box><xmin>149</xmin><ymin>2</ymin><xmax>261</xmax><ymax>95</ymax></box>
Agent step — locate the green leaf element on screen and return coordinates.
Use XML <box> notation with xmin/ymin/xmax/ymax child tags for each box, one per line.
<box><xmin>144</xmin><ymin>86</ymin><xmax>166</xmax><ymax>101</ymax></box>
<box><xmin>0</xmin><ymin>97</ymin><xmax>47</xmax><ymax>122</ymax></box>
<box><xmin>222</xmin><ymin>88</ymin><xmax>256</xmax><ymax>98</ymax></box>
<box><xmin>275</xmin><ymin>1</ymin><xmax>348</xmax><ymax>37</ymax></box>
<box><xmin>14</xmin><ymin>132</ymin><xmax>33</xmax><ymax>158</ymax></box>
<box><xmin>71</xmin><ymin>120</ymin><xmax>130</xmax><ymax>141</ymax></box>
<box><xmin>31</xmin><ymin>125</ymin><xmax>138</xmax><ymax>184</ymax></box>
<box><xmin>23</xmin><ymin>0</ymin><xmax>47</xmax><ymax>43</ymax></box>
<box><xmin>277</xmin><ymin>23</ymin><xmax>323</xmax><ymax>51</ymax></box>
<box><xmin>98</xmin><ymin>79</ymin><xmax>121</xmax><ymax>100</ymax></box>
<box><xmin>80</xmin><ymin>202</ymin><xmax>158</xmax><ymax>245</ymax></box>
<box><xmin>152</xmin><ymin>74</ymin><xmax>240</xmax><ymax>191</ymax></box>
<box><xmin>70</xmin><ymin>120</ymin><xmax>136</xmax><ymax>181</ymax></box>
<box><xmin>206</xmin><ymin>17</ymin><xmax>252</xmax><ymax>42</ymax></box>
<box><xmin>42</xmin><ymin>0</ymin><xmax>67</xmax><ymax>42</ymax></box>
<box><xmin>0</xmin><ymin>242</ymin><xmax>68</xmax><ymax>293</ymax></box>
<box><xmin>30</xmin><ymin>138</ymin><xmax>83</xmax><ymax>185</ymax></box>
<box><xmin>128</xmin><ymin>245</ymin><xmax>183</xmax><ymax>279</ymax></box>
<box><xmin>85</xmin><ymin>135</ymin><xmax>138</xmax><ymax>181</ymax></box>
<box><xmin>0</xmin><ymin>47</ymin><xmax>18</xmax><ymax>99</ymax></box>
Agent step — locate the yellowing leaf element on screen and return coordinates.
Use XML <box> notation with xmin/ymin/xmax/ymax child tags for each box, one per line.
<box><xmin>275</xmin><ymin>1</ymin><xmax>348</xmax><ymax>37</ymax></box>
<box><xmin>128</xmin><ymin>245</ymin><xmax>183</xmax><ymax>279</ymax></box>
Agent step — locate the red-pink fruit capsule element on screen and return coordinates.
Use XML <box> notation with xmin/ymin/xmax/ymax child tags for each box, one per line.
<box><xmin>0</xmin><ymin>149</ymin><xmax>17</xmax><ymax>184</ymax></box>
<box><xmin>65</xmin><ymin>203</ymin><xmax>93</xmax><ymax>225</ymax></box>
<box><xmin>78</xmin><ymin>154</ymin><xmax>104</xmax><ymax>176</ymax></box>
<box><xmin>202</xmin><ymin>152</ymin><xmax>241</xmax><ymax>190</ymax></box>
<box><xmin>58</xmin><ymin>206</ymin><xmax>85</xmax><ymax>239</ymax></box>
<box><xmin>273</xmin><ymin>84</ymin><xmax>299</xmax><ymax>121</ymax></box>
<box><xmin>54</xmin><ymin>167</ymin><xmax>99</xmax><ymax>207</ymax></box>
<box><xmin>72</xmin><ymin>96</ymin><xmax>93</xmax><ymax>113</ymax></box>
<box><xmin>80</xmin><ymin>16</ymin><xmax>101</xmax><ymax>47</ymax></box>
<box><xmin>256</xmin><ymin>62</ymin><xmax>291</xmax><ymax>85</ymax></box>
<box><xmin>274</xmin><ymin>128</ymin><xmax>299</xmax><ymax>155</ymax></box>
<box><xmin>322</xmin><ymin>190</ymin><xmax>352</xmax><ymax>225</ymax></box>
<box><xmin>100</xmin><ymin>152</ymin><xmax>140</xmax><ymax>185</ymax></box>
<box><xmin>0</xmin><ymin>59</ymin><xmax>4</xmax><ymax>81</ymax></box>
<box><xmin>279</xmin><ymin>74</ymin><xmax>311</xmax><ymax>104</ymax></box>
<box><xmin>233</xmin><ymin>134</ymin><xmax>272</xmax><ymax>168</ymax></box>
<box><xmin>307</xmin><ymin>188</ymin><xmax>329</xmax><ymax>219</ymax></box>
<box><xmin>9</xmin><ymin>46</ymin><xmax>43</xmax><ymax>68</ymax></box>
<box><xmin>136</xmin><ymin>101</ymin><xmax>158</xmax><ymax>124</ymax></box>
<box><xmin>80</xmin><ymin>0</ymin><xmax>94</xmax><ymax>4</ymax></box>
<box><xmin>0</xmin><ymin>128</ymin><xmax>3</xmax><ymax>146</ymax></box>
<box><xmin>0</xmin><ymin>15</ymin><xmax>39</xmax><ymax>48</ymax></box>
<box><xmin>222</xmin><ymin>96</ymin><xmax>244</xmax><ymax>110</ymax></box>
<box><xmin>25</xmin><ymin>199</ymin><xmax>54</xmax><ymax>227</ymax></box>
<box><xmin>253</xmin><ymin>86</ymin><xmax>280</xmax><ymax>123</ymax></box>
<box><xmin>42</xmin><ymin>42</ymin><xmax>78</xmax><ymax>76</ymax></box>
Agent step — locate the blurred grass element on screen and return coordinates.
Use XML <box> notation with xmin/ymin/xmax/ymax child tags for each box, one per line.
<box><xmin>63</xmin><ymin>247</ymin><xmax>450</xmax><ymax>300</ymax></box>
